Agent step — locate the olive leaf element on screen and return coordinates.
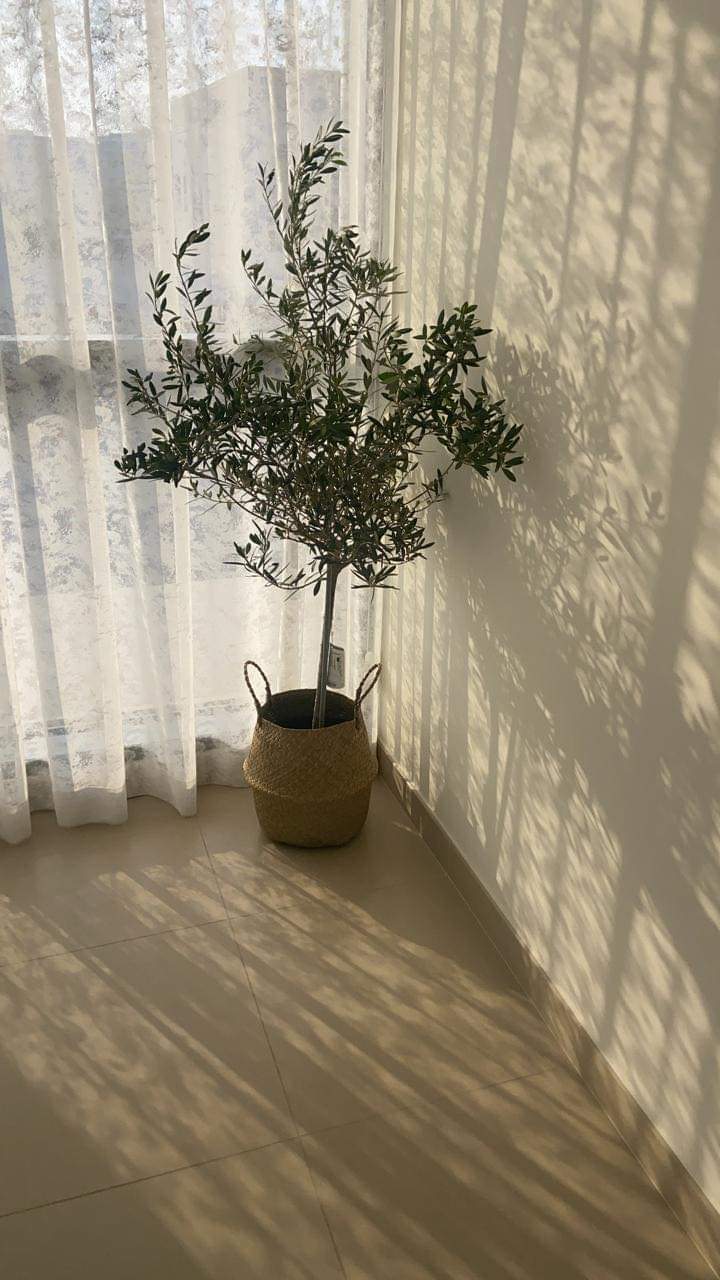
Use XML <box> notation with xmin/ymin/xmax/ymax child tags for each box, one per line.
<box><xmin>116</xmin><ymin>121</ymin><xmax>524</xmax><ymax>725</ymax></box>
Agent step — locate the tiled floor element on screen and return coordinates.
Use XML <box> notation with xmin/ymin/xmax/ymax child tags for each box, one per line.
<box><xmin>0</xmin><ymin>781</ymin><xmax>714</xmax><ymax>1278</ymax></box>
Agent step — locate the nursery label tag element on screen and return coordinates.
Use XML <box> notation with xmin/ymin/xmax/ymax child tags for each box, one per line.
<box><xmin>328</xmin><ymin>644</ymin><xmax>346</xmax><ymax>689</ymax></box>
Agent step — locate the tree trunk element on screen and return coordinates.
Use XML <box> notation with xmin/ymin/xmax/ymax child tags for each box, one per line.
<box><xmin>312</xmin><ymin>562</ymin><xmax>341</xmax><ymax>729</ymax></box>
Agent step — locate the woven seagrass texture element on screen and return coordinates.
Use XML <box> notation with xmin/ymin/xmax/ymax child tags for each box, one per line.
<box><xmin>242</xmin><ymin>665</ymin><xmax>380</xmax><ymax>847</ymax></box>
<box><xmin>244</xmin><ymin>709</ymin><xmax>377</xmax><ymax>802</ymax></box>
<box><xmin>250</xmin><ymin>784</ymin><xmax>372</xmax><ymax>847</ymax></box>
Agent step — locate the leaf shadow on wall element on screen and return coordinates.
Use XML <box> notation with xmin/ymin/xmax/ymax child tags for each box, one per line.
<box><xmin>383</xmin><ymin>0</ymin><xmax>720</xmax><ymax>1200</ymax></box>
<box><xmin>416</xmin><ymin>164</ymin><xmax>719</xmax><ymax>1206</ymax></box>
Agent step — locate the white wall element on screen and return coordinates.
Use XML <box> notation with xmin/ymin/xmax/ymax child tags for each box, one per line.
<box><xmin>380</xmin><ymin>0</ymin><xmax>720</xmax><ymax>1211</ymax></box>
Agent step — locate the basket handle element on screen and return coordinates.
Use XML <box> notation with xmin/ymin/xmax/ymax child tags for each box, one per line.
<box><xmin>354</xmin><ymin>663</ymin><xmax>381</xmax><ymax>726</ymax></box>
<box><xmin>244</xmin><ymin>660</ymin><xmax>272</xmax><ymax>719</ymax></box>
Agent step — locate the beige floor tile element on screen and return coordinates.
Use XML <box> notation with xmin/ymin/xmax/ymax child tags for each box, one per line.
<box><xmin>195</xmin><ymin>782</ymin><xmax>264</xmax><ymax>850</ymax></box>
<box><xmin>3</xmin><ymin>784</ymin><xmax>712</xmax><ymax>1280</ymax></box>
<box><xmin>0</xmin><ymin>798</ymin><xmax>224</xmax><ymax>967</ymax></box>
<box><xmin>229</xmin><ymin>871</ymin><xmax>564</xmax><ymax>1134</ymax></box>
<box><xmin>200</xmin><ymin>780</ymin><xmax>445</xmax><ymax>914</ymax></box>
<box><xmin>302</xmin><ymin>1066</ymin><xmax>714</xmax><ymax>1280</ymax></box>
<box><xmin>0</xmin><ymin>1140</ymin><xmax>343</xmax><ymax>1280</ymax></box>
<box><xmin>0</xmin><ymin>921</ymin><xmax>294</xmax><ymax>1215</ymax></box>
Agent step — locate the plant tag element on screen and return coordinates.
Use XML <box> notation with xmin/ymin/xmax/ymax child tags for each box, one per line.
<box><xmin>328</xmin><ymin>643</ymin><xmax>346</xmax><ymax>689</ymax></box>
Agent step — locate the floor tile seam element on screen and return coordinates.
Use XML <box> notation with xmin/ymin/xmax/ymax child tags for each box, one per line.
<box><xmin>202</xmin><ymin>830</ymin><xmax>440</xmax><ymax>907</ymax></box>
<box><xmin>197</xmin><ymin>829</ymin><xmax>302</xmax><ymax>1145</ymax></box>
<box><xmin>0</xmin><ymin>1132</ymin><xmax>300</xmax><ymax>1223</ymax></box>
<box><xmin>0</xmin><ymin>915</ymin><xmax>231</xmax><ymax>973</ymax></box>
<box><xmin>223</xmin><ymin>902</ymin><xmax>545</xmax><ymax>1029</ymax></box>
<box><xmin>224</xmin><ymin>912</ymin><xmax>304</xmax><ymax>1144</ymax></box>
<box><xmin>297</xmin><ymin>1139</ymin><xmax>349</xmax><ymax>1279</ymax></box>
<box><xmin>9</xmin><ymin>819</ymin><xmax>210</xmax><ymax>861</ymax></box>
<box><xmin>196</xmin><ymin>822</ymin><xmax>233</xmax><ymax>922</ymax></box>
<box><xmin>576</xmin><ymin>1071</ymin><xmax>720</xmax><ymax>1279</ymax></box>
<box><xmin>382</xmin><ymin>784</ymin><xmax>720</xmax><ymax>1277</ymax></box>
<box><xmin>294</xmin><ymin>1064</ymin><xmax>563</xmax><ymax>1146</ymax></box>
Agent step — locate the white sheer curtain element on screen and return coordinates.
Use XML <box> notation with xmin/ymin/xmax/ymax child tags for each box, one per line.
<box><xmin>0</xmin><ymin>0</ymin><xmax>390</xmax><ymax>842</ymax></box>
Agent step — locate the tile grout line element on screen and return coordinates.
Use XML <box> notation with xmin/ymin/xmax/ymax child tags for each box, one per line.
<box><xmin>223</xmin><ymin>912</ymin><xmax>302</xmax><ymax>1141</ymax></box>
<box><xmin>194</xmin><ymin>819</ymin><xmax>232</xmax><ymax>923</ymax></box>
<box><xmin>219</xmin><ymin>894</ymin><xmax>545</xmax><ymax>1067</ymax></box>
<box><xmin>443</xmin><ymin>853</ymin><xmax>720</xmax><ymax>1271</ymax></box>
<box><xmin>296</xmin><ymin>1063</ymin><xmax>562</xmax><ymax>1145</ymax></box>
<box><xmin>0</xmin><ymin>1060</ymin><xmax>635</xmax><ymax>1234</ymax></box>
<box><xmin>587</xmin><ymin>1101</ymin><xmax>720</xmax><ymax>1280</ymax></box>
<box><xmin>196</xmin><ymin>822</ymin><xmax>301</xmax><ymax>1159</ymax></box>
<box><xmin>195</xmin><ymin>787</ymin><xmax>442</xmax><ymax>904</ymax></box>
<box><xmin>13</xmin><ymin>788</ymin><xmax>700</xmax><ymax>1268</ymax></box>
<box><xmin>0</xmin><ymin>915</ymin><xmax>230</xmax><ymax>974</ymax></box>
<box><xmin>196</xmin><ymin>815</ymin><xmax>234</xmax><ymax>914</ymax></box>
<box><xmin>198</xmin><ymin>810</ymin><xmax>466</xmax><ymax>1280</ymax></box>
<box><xmin>297</xmin><ymin>1140</ymin><xmax>349</xmax><ymax>1280</ymax></box>
<box><xmin>198</xmin><ymin>823</ymin><xmax>308</xmax><ymax>1156</ymax></box>
<box><xmin>379</xmin><ymin>770</ymin><xmax>720</xmax><ymax>1278</ymax></box>
<box><xmin>0</xmin><ymin>812</ymin><xmax>233</xmax><ymax>972</ymax></box>
<box><xmin>218</xmin><ymin>902</ymin><xmax>352</xmax><ymax>1272</ymax></box>
<box><xmin>206</xmin><ymin>796</ymin><xmax>568</xmax><ymax>1280</ymax></box>
<box><xmin>295</xmin><ymin>1066</ymin><xmax>566</xmax><ymax>1278</ymax></box>
<box><xmin>0</xmin><ymin>822</ymin><xmax>302</xmax><ymax>1226</ymax></box>
<box><xmin>2</xmin><ymin>802</ymin><xmax>517</xmax><ymax>1236</ymax></box>
<box><xmin>0</xmin><ymin>1133</ymin><xmax>297</xmax><ymax>1223</ymax></box>
<box><xmin>0</xmin><ymin>1057</ymin><xmax>562</xmax><ymax>1232</ymax></box>
<box><xmin>197</xmin><ymin>798</ymin><xmax>566</xmax><ymax>1128</ymax></box>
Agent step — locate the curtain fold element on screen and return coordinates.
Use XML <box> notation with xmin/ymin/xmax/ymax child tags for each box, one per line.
<box><xmin>0</xmin><ymin>0</ymin><xmax>389</xmax><ymax>841</ymax></box>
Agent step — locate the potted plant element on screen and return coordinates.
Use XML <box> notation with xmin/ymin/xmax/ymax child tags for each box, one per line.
<box><xmin>116</xmin><ymin>121</ymin><xmax>523</xmax><ymax>847</ymax></box>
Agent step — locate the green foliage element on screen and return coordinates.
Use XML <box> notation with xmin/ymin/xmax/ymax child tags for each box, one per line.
<box><xmin>116</xmin><ymin>120</ymin><xmax>523</xmax><ymax>602</ymax></box>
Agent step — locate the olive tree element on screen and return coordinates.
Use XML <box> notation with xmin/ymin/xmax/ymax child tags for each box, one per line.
<box><xmin>117</xmin><ymin>122</ymin><xmax>523</xmax><ymax>726</ymax></box>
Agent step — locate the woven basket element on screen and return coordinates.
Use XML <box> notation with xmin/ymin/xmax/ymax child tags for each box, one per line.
<box><xmin>242</xmin><ymin>661</ymin><xmax>381</xmax><ymax>848</ymax></box>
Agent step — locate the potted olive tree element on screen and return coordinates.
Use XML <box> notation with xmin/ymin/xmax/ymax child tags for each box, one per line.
<box><xmin>117</xmin><ymin>121</ymin><xmax>523</xmax><ymax>846</ymax></box>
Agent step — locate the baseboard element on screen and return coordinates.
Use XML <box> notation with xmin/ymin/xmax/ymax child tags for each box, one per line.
<box><xmin>377</xmin><ymin>742</ymin><xmax>720</xmax><ymax>1277</ymax></box>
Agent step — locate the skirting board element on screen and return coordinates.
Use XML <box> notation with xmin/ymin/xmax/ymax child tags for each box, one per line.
<box><xmin>377</xmin><ymin>742</ymin><xmax>720</xmax><ymax>1277</ymax></box>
